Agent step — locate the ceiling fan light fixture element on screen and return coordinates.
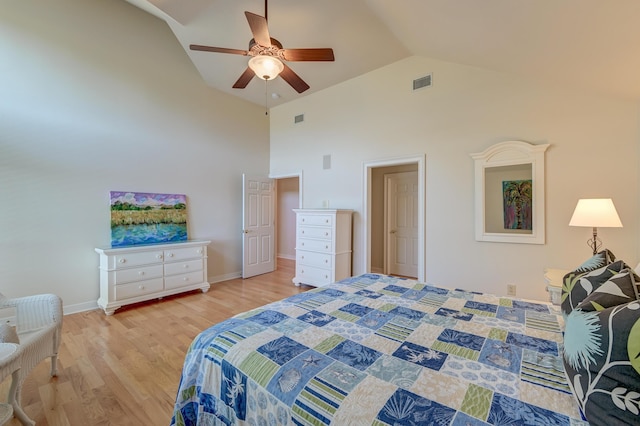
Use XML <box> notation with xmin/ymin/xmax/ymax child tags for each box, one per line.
<box><xmin>248</xmin><ymin>55</ymin><xmax>284</xmax><ymax>80</ymax></box>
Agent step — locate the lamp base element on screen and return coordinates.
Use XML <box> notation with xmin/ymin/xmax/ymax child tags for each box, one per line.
<box><xmin>587</xmin><ymin>227</ymin><xmax>602</xmax><ymax>256</ymax></box>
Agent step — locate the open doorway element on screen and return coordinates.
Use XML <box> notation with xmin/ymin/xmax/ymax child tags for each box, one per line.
<box><xmin>276</xmin><ymin>176</ymin><xmax>300</xmax><ymax>262</ymax></box>
<box><xmin>363</xmin><ymin>156</ymin><xmax>426</xmax><ymax>281</ymax></box>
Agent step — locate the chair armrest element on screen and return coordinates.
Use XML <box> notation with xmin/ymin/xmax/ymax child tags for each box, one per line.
<box><xmin>0</xmin><ymin>294</ymin><xmax>62</xmax><ymax>333</ymax></box>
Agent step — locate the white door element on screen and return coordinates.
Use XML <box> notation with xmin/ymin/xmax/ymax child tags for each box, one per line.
<box><xmin>385</xmin><ymin>171</ymin><xmax>418</xmax><ymax>277</ymax></box>
<box><xmin>242</xmin><ymin>175</ymin><xmax>275</xmax><ymax>278</ymax></box>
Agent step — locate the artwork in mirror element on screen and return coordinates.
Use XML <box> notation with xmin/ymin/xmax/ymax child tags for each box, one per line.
<box><xmin>471</xmin><ymin>141</ymin><xmax>549</xmax><ymax>244</ymax></box>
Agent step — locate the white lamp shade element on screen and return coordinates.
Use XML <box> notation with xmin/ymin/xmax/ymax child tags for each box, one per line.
<box><xmin>569</xmin><ymin>198</ymin><xmax>623</xmax><ymax>228</ymax></box>
<box><xmin>248</xmin><ymin>55</ymin><xmax>284</xmax><ymax>80</ymax></box>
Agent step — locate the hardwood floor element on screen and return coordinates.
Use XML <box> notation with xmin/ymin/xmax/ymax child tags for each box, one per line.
<box><xmin>2</xmin><ymin>259</ymin><xmax>311</xmax><ymax>425</ymax></box>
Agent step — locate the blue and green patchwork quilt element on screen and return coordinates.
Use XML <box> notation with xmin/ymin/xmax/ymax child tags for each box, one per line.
<box><xmin>172</xmin><ymin>274</ymin><xmax>585</xmax><ymax>425</ymax></box>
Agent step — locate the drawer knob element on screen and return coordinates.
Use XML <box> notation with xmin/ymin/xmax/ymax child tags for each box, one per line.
<box><xmin>119</xmin><ymin>259</ymin><xmax>126</xmax><ymax>264</ymax></box>
<box><xmin>301</xmin><ymin>230</ymin><xmax>305</xmax><ymax>234</ymax></box>
<box><xmin>167</xmin><ymin>253</ymin><xmax>174</xmax><ymax>258</ymax></box>
<box><xmin>301</xmin><ymin>255</ymin><xmax>304</xmax><ymax>260</ymax></box>
<box><xmin>325</xmin><ymin>275</ymin><xmax>328</xmax><ymax>279</ymax></box>
<box><xmin>197</xmin><ymin>249</ymin><xmax>203</xmax><ymax>254</ymax></box>
<box><xmin>183</xmin><ymin>277</ymin><xmax>189</xmax><ymax>281</ymax></box>
<box><xmin>302</xmin><ymin>218</ymin><xmax>305</xmax><ymax>222</ymax></box>
<box><xmin>325</xmin><ymin>260</ymin><xmax>328</xmax><ymax>264</ymax></box>
<box><xmin>139</xmin><ymin>271</ymin><xmax>145</xmax><ymax>276</ymax></box>
<box><xmin>183</xmin><ymin>264</ymin><xmax>189</xmax><ymax>269</ymax></box>
<box><xmin>301</xmin><ymin>242</ymin><xmax>305</xmax><ymax>246</ymax></box>
<box><xmin>156</xmin><ymin>254</ymin><xmax>162</xmax><ymax>259</ymax></box>
<box><xmin>325</xmin><ymin>219</ymin><xmax>329</xmax><ymax>223</ymax></box>
<box><xmin>325</xmin><ymin>232</ymin><xmax>329</xmax><ymax>236</ymax></box>
<box><xmin>139</xmin><ymin>285</ymin><xmax>145</xmax><ymax>290</ymax></box>
<box><xmin>325</xmin><ymin>245</ymin><xmax>329</xmax><ymax>249</ymax></box>
<box><xmin>301</xmin><ymin>269</ymin><xmax>304</xmax><ymax>273</ymax></box>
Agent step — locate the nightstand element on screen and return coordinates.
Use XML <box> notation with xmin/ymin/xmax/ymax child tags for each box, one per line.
<box><xmin>544</xmin><ymin>268</ymin><xmax>569</xmax><ymax>306</ymax></box>
<box><xmin>0</xmin><ymin>343</ymin><xmax>20</xmax><ymax>425</ymax></box>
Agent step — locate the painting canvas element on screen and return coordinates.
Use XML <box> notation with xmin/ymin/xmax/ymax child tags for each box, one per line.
<box><xmin>110</xmin><ymin>191</ymin><xmax>188</xmax><ymax>247</ymax></box>
<box><xmin>502</xmin><ymin>180</ymin><xmax>532</xmax><ymax>230</ymax></box>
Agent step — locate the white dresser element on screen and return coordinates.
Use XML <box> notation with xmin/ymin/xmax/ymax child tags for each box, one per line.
<box><xmin>293</xmin><ymin>209</ymin><xmax>352</xmax><ymax>287</ymax></box>
<box><xmin>95</xmin><ymin>240</ymin><xmax>211</xmax><ymax>315</ymax></box>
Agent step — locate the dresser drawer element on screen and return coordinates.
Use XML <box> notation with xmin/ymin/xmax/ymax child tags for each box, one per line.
<box><xmin>114</xmin><ymin>278</ymin><xmax>164</xmax><ymax>301</ymax></box>
<box><xmin>165</xmin><ymin>270</ymin><xmax>205</xmax><ymax>290</ymax></box>
<box><xmin>297</xmin><ymin>238</ymin><xmax>332</xmax><ymax>253</ymax></box>
<box><xmin>164</xmin><ymin>246</ymin><xmax>205</xmax><ymax>262</ymax></box>
<box><xmin>164</xmin><ymin>259</ymin><xmax>203</xmax><ymax>276</ymax></box>
<box><xmin>297</xmin><ymin>250</ymin><xmax>332</xmax><ymax>269</ymax></box>
<box><xmin>113</xmin><ymin>265</ymin><xmax>164</xmax><ymax>285</ymax></box>
<box><xmin>298</xmin><ymin>214</ymin><xmax>333</xmax><ymax>227</ymax></box>
<box><xmin>298</xmin><ymin>226</ymin><xmax>332</xmax><ymax>240</ymax></box>
<box><xmin>296</xmin><ymin>264</ymin><xmax>332</xmax><ymax>286</ymax></box>
<box><xmin>113</xmin><ymin>250</ymin><xmax>164</xmax><ymax>269</ymax></box>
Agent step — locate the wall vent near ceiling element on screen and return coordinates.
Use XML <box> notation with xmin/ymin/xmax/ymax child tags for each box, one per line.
<box><xmin>294</xmin><ymin>114</ymin><xmax>304</xmax><ymax>124</ymax></box>
<box><xmin>413</xmin><ymin>74</ymin><xmax>433</xmax><ymax>91</ymax></box>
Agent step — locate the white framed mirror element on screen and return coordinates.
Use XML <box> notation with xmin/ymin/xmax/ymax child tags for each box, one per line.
<box><xmin>470</xmin><ymin>141</ymin><xmax>549</xmax><ymax>244</ymax></box>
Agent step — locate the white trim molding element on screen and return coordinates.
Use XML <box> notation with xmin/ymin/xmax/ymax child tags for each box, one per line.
<box><xmin>471</xmin><ymin>140</ymin><xmax>550</xmax><ymax>244</ymax></box>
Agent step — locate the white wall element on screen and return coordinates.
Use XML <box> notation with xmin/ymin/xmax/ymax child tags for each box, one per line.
<box><xmin>270</xmin><ymin>55</ymin><xmax>640</xmax><ymax>301</ymax></box>
<box><xmin>0</xmin><ymin>0</ymin><xmax>268</xmax><ymax>312</ymax></box>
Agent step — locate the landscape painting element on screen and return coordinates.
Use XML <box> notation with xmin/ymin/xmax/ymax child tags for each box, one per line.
<box><xmin>502</xmin><ymin>180</ymin><xmax>532</xmax><ymax>230</ymax></box>
<box><xmin>110</xmin><ymin>191</ymin><xmax>188</xmax><ymax>247</ymax></box>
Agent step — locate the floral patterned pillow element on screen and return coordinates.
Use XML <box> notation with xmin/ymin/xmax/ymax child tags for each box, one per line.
<box><xmin>576</xmin><ymin>268</ymin><xmax>640</xmax><ymax>312</ymax></box>
<box><xmin>563</xmin><ymin>301</ymin><xmax>640</xmax><ymax>425</ymax></box>
<box><xmin>561</xmin><ymin>255</ymin><xmax>623</xmax><ymax>316</ymax></box>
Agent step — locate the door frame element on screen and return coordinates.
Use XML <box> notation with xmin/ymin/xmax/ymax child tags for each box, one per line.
<box><xmin>363</xmin><ymin>155</ymin><xmax>426</xmax><ymax>282</ymax></box>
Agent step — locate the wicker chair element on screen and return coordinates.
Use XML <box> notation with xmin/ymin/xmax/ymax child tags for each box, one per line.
<box><xmin>0</xmin><ymin>293</ymin><xmax>63</xmax><ymax>425</ymax></box>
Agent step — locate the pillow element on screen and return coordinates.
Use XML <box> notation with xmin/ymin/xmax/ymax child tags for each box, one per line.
<box><xmin>563</xmin><ymin>301</ymin><xmax>640</xmax><ymax>425</ymax></box>
<box><xmin>574</xmin><ymin>249</ymin><xmax>616</xmax><ymax>273</ymax></box>
<box><xmin>577</xmin><ymin>268</ymin><xmax>640</xmax><ymax>312</ymax></box>
<box><xmin>0</xmin><ymin>323</ymin><xmax>19</xmax><ymax>344</ymax></box>
<box><xmin>561</xmin><ymin>256</ymin><xmax>623</xmax><ymax>316</ymax></box>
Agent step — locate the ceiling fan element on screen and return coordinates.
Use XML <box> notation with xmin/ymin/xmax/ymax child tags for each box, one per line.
<box><xmin>189</xmin><ymin>0</ymin><xmax>335</xmax><ymax>94</ymax></box>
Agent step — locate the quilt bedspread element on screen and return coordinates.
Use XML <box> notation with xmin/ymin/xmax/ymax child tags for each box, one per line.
<box><xmin>172</xmin><ymin>274</ymin><xmax>585</xmax><ymax>425</ymax></box>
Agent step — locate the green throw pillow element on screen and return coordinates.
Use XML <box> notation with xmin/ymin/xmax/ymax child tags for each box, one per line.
<box><xmin>561</xmin><ymin>254</ymin><xmax>622</xmax><ymax>316</ymax></box>
<box><xmin>577</xmin><ymin>268</ymin><xmax>640</xmax><ymax>312</ymax></box>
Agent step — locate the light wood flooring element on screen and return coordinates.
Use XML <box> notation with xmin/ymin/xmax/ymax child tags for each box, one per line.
<box><xmin>2</xmin><ymin>258</ymin><xmax>311</xmax><ymax>425</ymax></box>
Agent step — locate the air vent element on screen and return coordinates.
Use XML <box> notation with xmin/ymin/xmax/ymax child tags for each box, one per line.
<box><xmin>413</xmin><ymin>74</ymin><xmax>433</xmax><ymax>91</ymax></box>
<box><xmin>294</xmin><ymin>114</ymin><xmax>304</xmax><ymax>124</ymax></box>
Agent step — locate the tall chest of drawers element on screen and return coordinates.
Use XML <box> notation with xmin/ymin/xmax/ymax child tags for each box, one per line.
<box><xmin>293</xmin><ymin>209</ymin><xmax>353</xmax><ymax>287</ymax></box>
<box><xmin>95</xmin><ymin>240</ymin><xmax>211</xmax><ymax>315</ymax></box>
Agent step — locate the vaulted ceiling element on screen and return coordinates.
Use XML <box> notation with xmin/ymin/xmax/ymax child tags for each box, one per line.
<box><xmin>125</xmin><ymin>0</ymin><xmax>640</xmax><ymax>107</ymax></box>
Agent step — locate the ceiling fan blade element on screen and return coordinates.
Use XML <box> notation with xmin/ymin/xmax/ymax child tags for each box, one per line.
<box><xmin>232</xmin><ymin>67</ymin><xmax>255</xmax><ymax>89</ymax></box>
<box><xmin>244</xmin><ymin>11</ymin><xmax>271</xmax><ymax>47</ymax></box>
<box><xmin>282</xmin><ymin>48</ymin><xmax>335</xmax><ymax>62</ymax></box>
<box><xmin>190</xmin><ymin>45</ymin><xmax>249</xmax><ymax>56</ymax></box>
<box><xmin>280</xmin><ymin>64</ymin><xmax>310</xmax><ymax>93</ymax></box>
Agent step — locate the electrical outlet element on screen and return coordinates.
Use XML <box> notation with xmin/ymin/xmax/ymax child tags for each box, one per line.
<box><xmin>507</xmin><ymin>284</ymin><xmax>517</xmax><ymax>297</ymax></box>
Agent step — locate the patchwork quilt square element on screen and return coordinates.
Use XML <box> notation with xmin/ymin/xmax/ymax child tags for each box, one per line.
<box><xmin>257</xmin><ymin>336</ymin><xmax>309</xmax><ymax>365</ymax></box>
<box><xmin>326</xmin><ymin>340</ymin><xmax>382</xmax><ymax>371</ymax></box>
<box><xmin>393</xmin><ymin>341</ymin><xmax>448</xmax><ymax>370</ymax></box>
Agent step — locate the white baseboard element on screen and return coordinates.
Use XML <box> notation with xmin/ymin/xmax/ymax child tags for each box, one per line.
<box><xmin>209</xmin><ymin>272</ymin><xmax>241</xmax><ymax>284</ymax></box>
<box><xmin>371</xmin><ymin>266</ymin><xmax>384</xmax><ymax>274</ymax></box>
<box><xmin>64</xmin><ymin>300</ymin><xmax>100</xmax><ymax>315</ymax></box>
<box><xmin>277</xmin><ymin>254</ymin><xmax>295</xmax><ymax>261</ymax></box>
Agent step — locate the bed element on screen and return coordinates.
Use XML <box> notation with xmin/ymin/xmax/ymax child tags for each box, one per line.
<box><xmin>171</xmin><ymin>273</ymin><xmax>586</xmax><ymax>425</ymax></box>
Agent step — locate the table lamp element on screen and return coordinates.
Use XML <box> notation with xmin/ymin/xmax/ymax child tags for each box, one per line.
<box><xmin>569</xmin><ymin>198</ymin><xmax>622</xmax><ymax>255</ymax></box>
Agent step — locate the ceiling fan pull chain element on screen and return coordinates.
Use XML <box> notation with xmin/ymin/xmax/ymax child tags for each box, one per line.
<box><xmin>265</xmin><ymin>79</ymin><xmax>269</xmax><ymax>115</ymax></box>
